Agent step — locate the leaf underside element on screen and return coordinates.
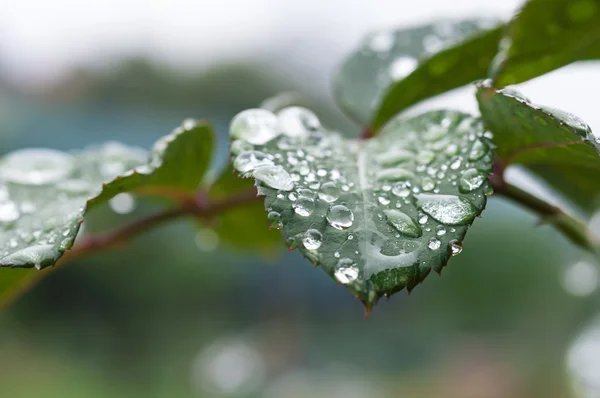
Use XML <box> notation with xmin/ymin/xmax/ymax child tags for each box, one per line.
<box><xmin>476</xmin><ymin>82</ymin><xmax>600</xmax><ymax>217</ymax></box>
<box><xmin>490</xmin><ymin>0</ymin><xmax>600</xmax><ymax>87</ymax></box>
<box><xmin>229</xmin><ymin>107</ymin><xmax>494</xmax><ymax>308</ymax></box>
<box><xmin>333</xmin><ymin>18</ymin><xmax>503</xmax><ymax>128</ymax></box>
<box><xmin>0</xmin><ymin>120</ymin><xmax>214</xmax><ymax>270</ymax></box>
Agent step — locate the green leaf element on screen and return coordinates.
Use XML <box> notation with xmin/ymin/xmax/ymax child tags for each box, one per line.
<box><xmin>333</xmin><ymin>19</ymin><xmax>504</xmax><ymax>128</ymax></box>
<box><xmin>476</xmin><ymin>82</ymin><xmax>600</xmax><ymax>216</ymax></box>
<box><xmin>207</xmin><ymin>165</ymin><xmax>282</xmax><ymax>251</ymax></box>
<box><xmin>490</xmin><ymin>0</ymin><xmax>600</xmax><ymax>86</ymax></box>
<box><xmin>0</xmin><ymin>120</ymin><xmax>214</xmax><ymax>270</ymax></box>
<box><xmin>228</xmin><ymin>107</ymin><xmax>493</xmax><ymax>308</ymax></box>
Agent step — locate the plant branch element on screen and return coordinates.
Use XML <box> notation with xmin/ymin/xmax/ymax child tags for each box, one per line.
<box><xmin>488</xmin><ymin>161</ymin><xmax>599</xmax><ymax>252</ymax></box>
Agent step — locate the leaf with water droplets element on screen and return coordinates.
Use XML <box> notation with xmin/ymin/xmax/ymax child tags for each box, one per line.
<box><xmin>229</xmin><ymin>107</ymin><xmax>493</xmax><ymax>309</ymax></box>
<box><xmin>477</xmin><ymin>82</ymin><xmax>600</xmax><ymax>220</ymax></box>
<box><xmin>490</xmin><ymin>0</ymin><xmax>600</xmax><ymax>87</ymax></box>
<box><xmin>0</xmin><ymin>120</ymin><xmax>214</xmax><ymax>275</ymax></box>
<box><xmin>333</xmin><ymin>18</ymin><xmax>504</xmax><ymax>127</ymax></box>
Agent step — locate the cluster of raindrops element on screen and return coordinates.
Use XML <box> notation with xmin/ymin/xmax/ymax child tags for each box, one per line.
<box><xmin>229</xmin><ymin>106</ymin><xmax>493</xmax><ymax>297</ymax></box>
<box><xmin>0</xmin><ymin>142</ymin><xmax>149</xmax><ymax>268</ymax></box>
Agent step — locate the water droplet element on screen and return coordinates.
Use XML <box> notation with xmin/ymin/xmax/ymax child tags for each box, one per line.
<box><xmin>293</xmin><ymin>197</ymin><xmax>315</xmax><ymax>216</ymax></box>
<box><xmin>109</xmin><ymin>193</ymin><xmax>136</xmax><ymax>214</ymax></box>
<box><xmin>234</xmin><ymin>151</ymin><xmax>274</xmax><ymax>174</ymax></box>
<box><xmin>303</xmin><ymin>229</ymin><xmax>322</xmax><ymax>250</ymax></box>
<box><xmin>319</xmin><ymin>182</ymin><xmax>339</xmax><ymax>202</ymax></box>
<box><xmin>195</xmin><ymin>228</ymin><xmax>219</xmax><ymax>252</ymax></box>
<box><xmin>334</xmin><ymin>258</ymin><xmax>359</xmax><ymax>284</ymax></box>
<box><xmin>391</xmin><ymin>182</ymin><xmax>411</xmax><ymax>198</ymax></box>
<box><xmin>416</xmin><ymin>150</ymin><xmax>436</xmax><ymax>165</ymax></box>
<box><xmin>421</xmin><ymin>177</ymin><xmax>435</xmax><ymax>191</ymax></box>
<box><xmin>376</xmin><ymin>168</ymin><xmax>414</xmax><ymax>182</ymax></box>
<box><xmin>277</xmin><ymin>107</ymin><xmax>321</xmax><ymax>137</ymax></box>
<box><xmin>418</xmin><ymin>214</ymin><xmax>428</xmax><ymax>225</ymax></box>
<box><xmin>459</xmin><ymin>168</ymin><xmax>486</xmax><ymax>192</ymax></box>
<box><xmin>288</xmin><ymin>192</ymin><xmax>297</xmax><ymax>201</ymax></box>
<box><xmin>0</xmin><ymin>148</ymin><xmax>74</xmax><ymax>185</ymax></box>
<box><xmin>436</xmin><ymin>225</ymin><xmax>446</xmax><ymax>236</ymax></box>
<box><xmin>326</xmin><ymin>205</ymin><xmax>354</xmax><ymax>230</ymax></box>
<box><xmin>450</xmin><ymin>240</ymin><xmax>463</xmax><ymax>256</ymax></box>
<box><xmin>378</xmin><ymin>194</ymin><xmax>391</xmax><ymax>205</ymax></box>
<box><xmin>229</xmin><ymin>109</ymin><xmax>280</xmax><ymax>145</ymax></box>
<box><xmin>445</xmin><ymin>144</ymin><xmax>458</xmax><ymax>156</ymax></box>
<box><xmin>389</xmin><ymin>56</ymin><xmax>418</xmax><ymax>80</ymax></box>
<box><xmin>468</xmin><ymin>140</ymin><xmax>489</xmax><ymax>161</ymax></box>
<box><xmin>415</xmin><ymin>194</ymin><xmax>477</xmax><ymax>225</ymax></box>
<box><xmin>334</xmin><ymin>251</ymin><xmax>341</xmax><ymax>258</ymax></box>
<box><xmin>449</xmin><ymin>156</ymin><xmax>462</xmax><ymax>170</ymax></box>
<box><xmin>428</xmin><ymin>238</ymin><xmax>441</xmax><ymax>250</ymax></box>
<box><xmin>298</xmin><ymin>189</ymin><xmax>316</xmax><ymax>199</ymax></box>
<box><xmin>0</xmin><ymin>202</ymin><xmax>19</xmax><ymax>223</ymax></box>
<box><xmin>540</xmin><ymin>106</ymin><xmax>592</xmax><ymax>138</ymax></box>
<box><xmin>384</xmin><ymin>209</ymin><xmax>422</xmax><ymax>238</ymax></box>
<box><xmin>377</xmin><ymin>149</ymin><xmax>414</xmax><ymax>166</ymax></box>
<box><xmin>253</xmin><ymin>165</ymin><xmax>294</xmax><ymax>191</ymax></box>
<box><xmin>267</xmin><ymin>211</ymin><xmax>282</xmax><ymax>229</ymax></box>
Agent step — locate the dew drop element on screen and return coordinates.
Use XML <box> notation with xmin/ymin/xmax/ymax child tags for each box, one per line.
<box><xmin>415</xmin><ymin>194</ymin><xmax>477</xmax><ymax>225</ymax></box>
<box><xmin>428</xmin><ymin>238</ymin><xmax>441</xmax><ymax>250</ymax></box>
<box><xmin>293</xmin><ymin>197</ymin><xmax>315</xmax><ymax>216</ymax></box>
<box><xmin>436</xmin><ymin>225</ymin><xmax>446</xmax><ymax>236</ymax></box>
<box><xmin>319</xmin><ymin>182</ymin><xmax>339</xmax><ymax>202</ymax></box>
<box><xmin>0</xmin><ymin>202</ymin><xmax>19</xmax><ymax>223</ymax></box>
<box><xmin>229</xmin><ymin>109</ymin><xmax>280</xmax><ymax>145</ymax></box>
<box><xmin>421</xmin><ymin>177</ymin><xmax>435</xmax><ymax>192</ymax></box>
<box><xmin>253</xmin><ymin>165</ymin><xmax>294</xmax><ymax>191</ymax></box>
<box><xmin>459</xmin><ymin>168</ymin><xmax>486</xmax><ymax>193</ymax></box>
<box><xmin>449</xmin><ymin>156</ymin><xmax>462</xmax><ymax>170</ymax></box>
<box><xmin>391</xmin><ymin>182</ymin><xmax>411</xmax><ymax>198</ymax></box>
<box><xmin>389</xmin><ymin>56</ymin><xmax>418</xmax><ymax>80</ymax></box>
<box><xmin>378</xmin><ymin>194</ymin><xmax>391</xmax><ymax>205</ymax></box>
<box><xmin>450</xmin><ymin>240</ymin><xmax>463</xmax><ymax>256</ymax></box>
<box><xmin>334</xmin><ymin>258</ymin><xmax>359</xmax><ymax>284</ymax></box>
<box><xmin>326</xmin><ymin>205</ymin><xmax>354</xmax><ymax>230</ymax></box>
<box><xmin>416</xmin><ymin>150</ymin><xmax>436</xmax><ymax>165</ymax></box>
<box><xmin>298</xmin><ymin>188</ymin><xmax>316</xmax><ymax>200</ymax></box>
<box><xmin>109</xmin><ymin>193</ymin><xmax>136</xmax><ymax>214</ymax></box>
<box><xmin>418</xmin><ymin>214</ymin><xmax>428</xmax><ymax>225</ymax></box>
<box><xmin>0</xmin><ymin>148</ymin><xmax>74</xmax><ymax>185</ymax></box>
<box><xmin>277</xmin><ymin>107</ymin><xmax>321</xmax><ymax>137</ymax></box>
<box><xmin>384</xmin><ymin>209</ymin><xmax>422</xmax><ymax>238</ymax></box>
<box><xmin>302</xmin><ymin>229</ymin><xmax>322</xmax><ymax>250</ymax></box>
<box><xmin>234</xmin><ymin>151</ymin><xmax>274</xmax><ymax>174</ymax></box>
<box><xmin>334</xmin><ymin>251</ymin><xmax>341</xmax><ymax>258</ymax></box>
<box><xmin>468</xmin><ymin>140</ymin><xmax>489</xmax><ymax>161</ymax></box>
<box><xmin>267</xmin><ymin>211</ymin><xmax>282</xmax><ymax>229</ymax></box>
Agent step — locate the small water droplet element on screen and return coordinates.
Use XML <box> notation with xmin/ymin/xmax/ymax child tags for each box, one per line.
<box><xmin>436</xmin><ymin>225</ymin><xmax>446</xmax><ymax>236</ymax></box>
<box><xmin>449</xmin><ymin>156</ymin><xmax>462</xmax><ymax>170</ymax></box>
<box><xmin>384</xmin><ymin>209</ymin><xmax>422</xmax><ymax>238</ymax></box>
<box><xmin>450</xmin><ymin>240</ymin><xmax>463</xmax><ymax>256</ymax></box>
<box><xmin>253</xmin><ymin>165</ymin><xmax>294</xmax><ymax>191</ymax></box>
<box><xmin>298</xmin><ymin>188</ymin><xmax>316</xmax><ymax>199</ymax></box>
<box><xmin>234</xmin><ymin>150</ymin><xmax>274</xmax><ymax>174</ymax></box>
<box><xmin>319</xmin><ymin>182</ymin><xmax>339</xmax><ymax>202</ymax></box>
<box><xmin>428</xmin><ymin>238</ymin><xmax>441</xmax><ymax>250</ymax></box>
<box><xmin>0</xmin><ymin>149</ymin><xmax>74</xmax><ymax>185</ymax></box>
<box><xmin>334</xmin><ymin>251</ymin><xmax>341</xmax><ymax>258</ymax></box>
<box><xmin>267</xmin><ymin>211</ymin><xmax>282</xmax><ymax>229</ymax></box>
<box><xmin>415</xmin><ymin>194</ymin><xmax>477</xmax><ymax>225</ymax></box>
<box><xmin>19</xmin><ymin>201</ymin><xmax>36</xmax><ymax>214</ymax></box>
<box><xmin>459</xmin><ymin>168</ymin><xmax>486</xmax><ymax>193</ymax></box>
<box><xmin>378</xmin><ymin>194</ymin><xmax>391</xmax><ymax>205</ymax></box>
<box><xmin>302</xmin><ymin>229</ymin><xmax>322</xmax><ymax>250</ymax></box>
<box><xmin>109</xmin><ymin>193</ymin><xmax>136</xmax><ymax>214</ymax></box>
<box><xmin>418</xmin><ymin>214</ymin><xmax>428</xmax><ymax>225</ymax></box>
<box><xmin>317</xmin><ymin>169</ymin><xmax>327</xmax><ymax>177</ymax></box>
<box><xmin>416</xmin><ymin>150</ymin><xmax>436</xmax><ymax>165</ymax></box>
<box><xmin>391</xmin><ymin>182</ymin><xmax>411</xmax><ymax>198</ymax></box>
<box><xmin>369</xmin><ymin>31</ymin><xmax>394</xmax><ymax>53</ymax></box>
<box><xmin>229</xmin><ymin>109</ymin><xmax>280</xmax><ymax>145</ymax></box>
<box><xmin>326</xmin><ymin>205</ymin><xmax>354</xmax><ymax>230</ymax></box>
<box><xmin>468</xmin><ymin>140</ymin><xmax>489</xmax><ymax>161</ymax></box>
<box><xmin>0</xmin><ymin>202</ymin><xmax>19</xmax><ymax>223</ymax></box>
<box><xmin>293</xmin><ymin>197</ymin><xmax>315</xmax><ymax>216</ymax></box>
<box><xmin>421</xmin><ymin>177</ymin><xmax>435</xmax><ymax>191</ymax></box>
<box><xmin>389</xmin><ymin>56</ymin><xmax>418</xmax><ymax>80</ymax></box>
<box><xmin>334</xmin><ymin>258</ymin><xmax>359</xmax><ymax>284</ymax></box>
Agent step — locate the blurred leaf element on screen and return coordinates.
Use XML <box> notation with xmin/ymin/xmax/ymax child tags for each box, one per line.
<box><xmin>0</xmin><ymin>120</ymin><xmax>213</xmax><ymax>270</ymax></box>
<box><xmin>476</xmin><ymin>83</ymin><xmax>600</xmax><ymax>216</ymax></box>
<box><xmin>333</xmin><ymin>19</ymin><xmax>503</xmax><ymax>128</ymax></box>
<box><xmin>207</xmin><ymin>165</ymin><xmax>282</xmax><ymax>250</ymax></box>
<box><xmin>229</xmin><ymin>107</ymin><xmax>493</xmax><ymax>308</ymax></box>
<box><xmin>490</xmin><ymin>0</ymin><xmax>600</xmax><ymax>86</ymax></box>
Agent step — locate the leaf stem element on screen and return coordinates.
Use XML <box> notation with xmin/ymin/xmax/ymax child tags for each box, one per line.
<box><xmin>489</xmin><ymin>162</ymin><xmax>599</xmax><ymax>252</ymax></box>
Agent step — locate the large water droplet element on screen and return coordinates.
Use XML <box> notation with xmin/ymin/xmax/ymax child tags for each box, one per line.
<box><xmin>253</xmin><ymin>165</ymin><xmax>294</xmax><ymax>191</ymax></box>
<box><xmin>277</xmin><ymin>107</ymin><xmax>320</xmax><ymax>137</ymax></box>
<box><xmin>450</xmin><ymin>240</ymin><xmax>463</xmax><ymax>256</ymax></box>
<box><xmin>384</xmin><ymin>209</ymin><xmax>422</xmax><ymax>238</ymax></box>
<box><xmin>326</xmin><ymin>205</ymin><xmax>354</xmax><ymax>230</ymax></box>
<box><xmin>293</xmin><ymin>197</ymin><xmax>315</xmax><ymax>216</ymax></box>
<box><xmin>459</xmin><ymin>168</ymin><xmax>486</xmax><ymax>193</ymax></box>
<box><xmin>428</xmin><ymin>238</ymin><xmax>441</xmax><ymax>250</ymax></box>
<box><xmin>303</xmin><ymin>229</ymin><xmax>322</xmax><ymax>250</ymax></box>
<box><xmin>468</xmin><ymin>140</ymin><xmax>489</xmax><ymax>161</ymax></box>
<box><xmin>334</xmin><ymin>258</ymin><xmax>359</xmax><ymax>284</ymax></box>
<box><xmin>389</xmin><ymin>56</ymin><xmax>418</xmax><ymax>80</ymax></box>
<box><xmin>229</xmin><ymin>109</ymin><xmax>280</xmax><ymax>145</ymax></box>
<box><xmin>391</xmin><ymin>182</ymin><xmax>411</xmax><ymax>198</ymax></box>
<box><xmin>318</xmin><ymin>182</ymin><xmax>339</xmax><ymax>202</ymax></box>
<box><xmin>415</xmin><ymin>194</ymin><xmax>477</xmax><ymax>225</ymax></box>
<box><xmin>109</xmin><ymin>193</ymin><xmax>136</xmax><ymax>214</ymax></box>
<box><xmin>0</xmin><ymin>148</ymin><xmax>74</xmax><ymax>185</ymax></box>
<box><xmin>234</xmin><ymin>151</ymin><xmax>274</xmax><ymax>174</ymax></box>
<box><xmin>421</xmin><ymin>177</ymin><xmax>435</xmax><ymax>191</ymax></box>
<box><xmin>267</xmin><ymin>211</ymin><xmax>282</xmax><ymax>229</ymax></box>
<box><xmin>0</xmin><ymin>202</ymin><xmax>19</xmax><ymax>223</ymax></box>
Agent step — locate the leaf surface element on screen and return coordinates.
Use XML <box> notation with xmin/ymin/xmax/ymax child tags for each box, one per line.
<box><xmin>229</xmin><ymin>107</ymin><xmax>493</xmax><ymax>307</ymax></box>
<box><xmin>333</xmin><ymin>18</ymin><xmax>503</xmax><ymax>128</ymax></box>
